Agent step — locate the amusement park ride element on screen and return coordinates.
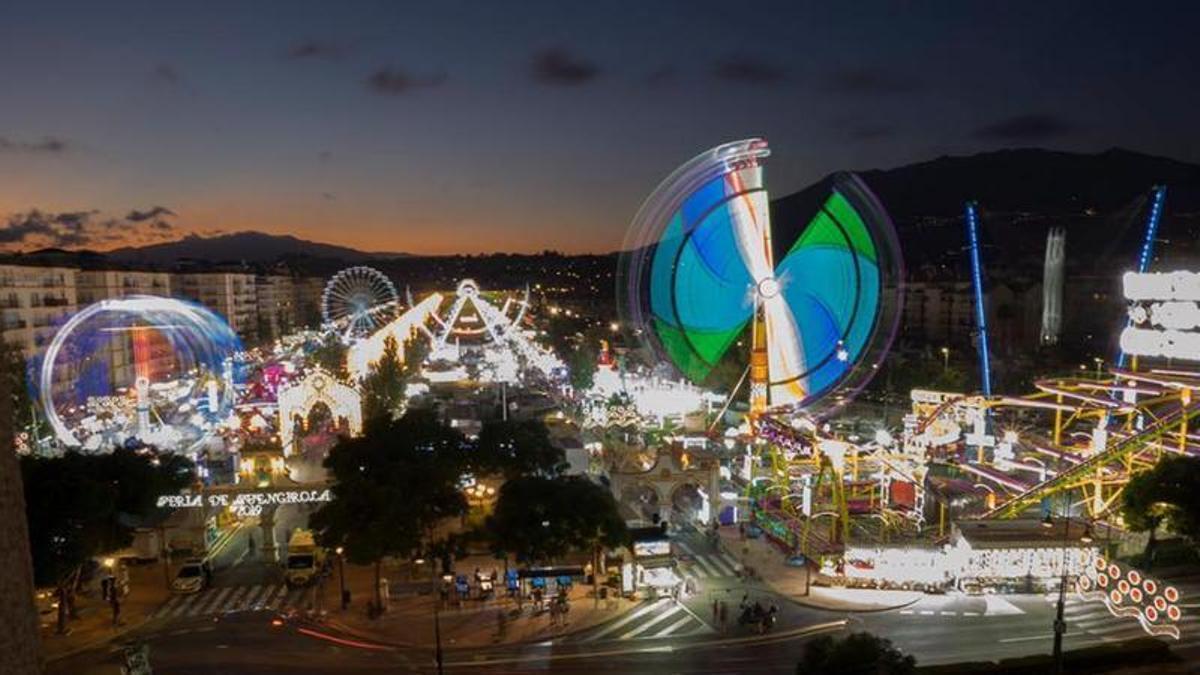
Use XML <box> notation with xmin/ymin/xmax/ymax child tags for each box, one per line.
<box><xmin>618</xmin><ymin>139</ymin><xmax>1198</xmax><ymax>575</ymax></box>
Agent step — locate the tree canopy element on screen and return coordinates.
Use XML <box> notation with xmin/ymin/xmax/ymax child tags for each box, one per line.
<box><xmin>311</xmin><ymin>333</ymin><xmax>349</xmax><ymax>380</ymax></box>
<box><xmin>360</xmin><ymin>334</ymin><xmax>406</xmax><ymax>426</ymax></box>
<box><xmin>473</xmin><ymin>418</ymin><xmax>565</xmax><ymax>480</ymax></box>
<box><xmin>22</xmin><ymin>449</ymin><xmax>195</xmax><ymax>587</ymax></box>
<box><xmin>311</xmin><ymin>408</ymin><xmax>469</xmax><ymax>568</ymax></box>
<box><xmin>1122</xmin><ymin>455</ymin><xmax>1200</xmax><ymax>564</ymax></box>
<box><xmin>797</xmin><ymin>632</ymin><xmax>916</xmax><ymax>675</ymax></box>
<box><xmin>485</xmin><ymin>475</ymin><xmax>627</xmax><ymax>565</ymax></box>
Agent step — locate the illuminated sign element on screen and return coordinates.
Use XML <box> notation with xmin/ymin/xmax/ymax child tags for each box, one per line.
<box><xmin>157</xmin><ymin>489</ymin><xmax>332</xmax><ymax>517</ymax></box>
<box><xmin>633</xmin><ymin>540</ymin><xmax>671</xmax><ymax>557</ymax></box>
<box><xmin>1122</xmin><ymin>272</ymin><xmax>1200</xmax><ymax>361</ymax></box>
<box><xmin>1078</xmin><ymin>555</ymin><xmax>1183</xmax><ymax>639</ymax></box>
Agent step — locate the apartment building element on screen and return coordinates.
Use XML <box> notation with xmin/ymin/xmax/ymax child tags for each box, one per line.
<box><xmin>0</xmin><ymin>264</ymin><xmax>78</xmax><ymax>393</ymax></box>
<box><xmin>255</xmin><ymin>274</ymin><xmax>298</xmax><ymax>341</ymax></box>
<box><xmin>293</xmin><ymin>276</ymin><xmax>327</xmax><ymax>328</ymax></box>
<box><xmin>172</xmin><ymin>272</ymin><xmax>259</xmax><ymax>341</ymax></box>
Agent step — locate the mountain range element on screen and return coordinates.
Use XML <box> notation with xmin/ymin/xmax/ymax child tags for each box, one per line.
<box><xmin>80</xmin><ymin>147</ymin><xmax>1200</xmax><ymax>269</ymax></box>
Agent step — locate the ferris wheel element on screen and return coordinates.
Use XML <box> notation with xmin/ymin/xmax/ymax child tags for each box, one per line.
<box><xmin>322</xmin><ymin>266</ymin><xmax>399</xmax><ymax>340</ymax></box>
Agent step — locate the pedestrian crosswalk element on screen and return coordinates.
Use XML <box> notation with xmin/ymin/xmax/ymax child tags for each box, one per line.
<box><xmin>675</xmin><ymin>542</ymin><xmax>739</xmax><ymax>581</ymax></box>
<box><xmin>1052</xmin><ymin>592</ymin><xmax>1200</xmax><ymax>646</ymax></box>
<box><xmin>152</xmin><ymin>584</ymin><xmax>310</xmax><ymax>620</ymax></box>
<box><xmin>575</xmin><ymin>598</ymin><xmax>712</xmax><ymax>642</ymax></box>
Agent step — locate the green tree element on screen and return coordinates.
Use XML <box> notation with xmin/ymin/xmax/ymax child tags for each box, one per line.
<box><xmin>474</xmin><ymin>419</ymin><xmax>565</xmax><ymax>480</ymax></box>
<box><xmin>311</xmin><ymin>409</ymin><xmax>468</xmax><ymax>614</ymax></box>
<box><xmin>798</xmin><ymin>632</ymin><xmax>916</xmax><ymax>675</ymax></box>
<box><xmin>568</xmin><ymin>340</ymin><xmax>599</xmax><ymax>391</ymax></box>
<box><xmin>21</xmin><ymin>449</ymin><xmax>195</xmax><ymax>632</ymax></box>
<box><xmin>1122</xmin><ymin>455</ymin><xmax>1200</xmax><ymax>568</ymax></box>
<box><xmin>360</xmin><ymin>334</ymin><xmax>406</xmax><ymax>425</ymax></box>
<box><xmin>1</xmin><ymin>339</ymin><xmax>34</xmax><ymax>434</ymax></box>
<box><xmin>312</xmin><ymin>333</ymin><xmax>349</xmax><ymax>380</ymax></box>
<box><xmin>485</xmin><ymin>476</ymin><xmax>628</xmax><ymax>569</ymax></box>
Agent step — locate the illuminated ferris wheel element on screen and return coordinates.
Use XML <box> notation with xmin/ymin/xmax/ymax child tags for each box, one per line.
<box><xmin>322</xmin><ymin>266</ymin><xmax>399</xmax><ymax>340</ymax></box>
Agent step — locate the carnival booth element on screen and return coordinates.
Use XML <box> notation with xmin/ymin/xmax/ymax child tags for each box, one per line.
<box><xmin>948</xmin><ymin>519</ymin><xmax>1099</xmax><ymax>594</ymax></box>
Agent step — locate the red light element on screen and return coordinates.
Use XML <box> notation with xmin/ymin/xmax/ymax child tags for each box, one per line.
<box><xmin>1108</xmin><ymin>564</ymin><xmax>1121</xmax><ymax>578</ymax></box>
<box><xmin>1145</xmin><ymin>606</ymin><xmax>1158</xmax><ymax>622</ymax></box>
<box><xmin>1144</xmin><ymin>579</ymin><xmax>1157</xmax><ymax>595</ymax></box>
<box><xmin>1165</xmin><ymin>586</ymin><xmax>1180</xmax><ymax>602</ymax></box>
<box><xmin>1168</xmin><ymin>605</ymin><xmax>1181</xmax><ymax>622</ymax></box>
<box><xmin>1118</xmin><ymin>580</ymin><xmax>1130</xmax><ymax>594</ymax></box>
<box><xmin>271</xmin><ymin>618</ymin><xmax>284</xmax><ymax>627</ymax></box>
<box><xmin>1130</xmin><ymin>588</ymin><xmax>1143</xmax><ymax>603</ymax></box>
<box><xmin>1098</xmin><ymin>575</ymin><xmax>1109</xmax><ymax>588</ymax></box>
<box><xmin>1128</xmin><ymin>570</ymin><xmax>1142</xmax><ymax>585</ymax></box>
<box><xmin>1095</xmin><ymin>557</ymin><xmax>1107</xmax><ymax>571</ymax></box>
<box><xmin>1110</xmin><ymin>590</ymin><xmax>1122</xmax><ymax>604</ymax></box>
<box><xmin>1155</xmin><ymin>597</ymin><xmax>1167</xmax><ymax>611</ymax></box>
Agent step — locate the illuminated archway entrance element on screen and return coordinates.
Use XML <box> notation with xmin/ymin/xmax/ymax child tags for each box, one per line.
<box><xmin>277</xmin><ymin>368</ymin><xmax>362</xmax><ymax>456</ymax></box>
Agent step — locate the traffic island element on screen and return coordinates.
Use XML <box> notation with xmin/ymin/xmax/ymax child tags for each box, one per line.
<box><xmin>309</xmin><ymin>558</ymin><xmax>640</xmax><ymax>649</ymax></box>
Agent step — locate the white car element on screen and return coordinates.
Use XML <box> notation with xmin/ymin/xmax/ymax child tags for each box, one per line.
<box><xmin>171</xmin><ymin>559</ymin><xmax>209</xmax><ymax>594</ymax></box>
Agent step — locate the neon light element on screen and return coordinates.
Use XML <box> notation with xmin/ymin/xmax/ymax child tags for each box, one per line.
<box><xmin>964</xmin><ymin>202</ymin><xmax>992</xmax><ymax>396</ymax></box>
<box><xmin>1118</xmin><ymin>186</ymin><xmax>1168</xmax><ymax>368</ymax></box>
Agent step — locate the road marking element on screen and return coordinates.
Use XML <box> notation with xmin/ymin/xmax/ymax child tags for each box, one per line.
<box><xmin>152</xmin><ymin>595</ymin><xmax>181</xmax><ymax>618</ymax></box>
<box><xmin>220</xmin><ymin>586</ymin><xmax>251</xmax><ymax>613</ymax></box>
<box><xmin>266</xmin><ymin>586</ymin><xmax>288</xmax><ymax>610</ymax></box>
<box><xmin>170</xmin><ymin>593</ymin><xmax>203</xmax><ymax>618</ymax></box>
<box><xmin>899</xmin><ymin>610</ymin><xmax>914</xmax><ymax>615</ymax></box>
<box><xmin>620</xmin><ymin>604</ymin><xmax>685</xmax><ymax>639</ymax></box>
<box><xmin>653</xmin><ymin>615</ymin><xmax>695</xmax><ymax>638</ymax></box>
<box><xmin>692</xmin><ymin>556</ymin><xmax>720</xmax><ymax>577</ymax></box>
<box><xmin>586</xmin><ymin>599</ymin><xmax>671</xmax><ymax>641</ymax></box>
<box><xmin>198</xmin><ymin>586</ymin><xmax>235</xmax><ymax>615</ymax></box>
<box><xmin>939</xmin><ymin>611</ymin><xmax>955</xmax><ymax>616</ymax></box>
<box><xmin>706</xmin><ymin>555</ymin><xmax>736</xmax><ymax>576</ymax></box>
<box><xmin>983</xmin><ymin>596</ymin><xmax>1024</xmax><ymax>616</ymax></box>
<box><xmin>919</xmin><ymin>610</ymin><xmax>934</xmax><ymax>615</ymax></box>
<box><xmin>1000</xmin><ymin>632</ymin><xmax>1086</xmax><ymax>643</ymax></box>
<box><xmin>234</xmin><ymin>585</ymin><xmax>265</xmax><ymax>611</ymax></box>
<box><xmin>962</xmin><ymin>612</ymin><xmax>980</xmax><ymax>617</ymax></box>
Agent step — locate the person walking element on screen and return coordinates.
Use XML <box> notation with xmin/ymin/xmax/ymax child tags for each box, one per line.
<box><xmin>718</xmin><ymin>600</ymin><xmax>728</xmax><ymax>635</ymax></box>
<box><xmin>711</xmin><ymin>597</ymin><xmax>719</xmax><ymax>624</ymax></box>
<box><xmin>110</xmin><ymin>588</ymin><xmax>122</xmax><ymax>628</ymax></box>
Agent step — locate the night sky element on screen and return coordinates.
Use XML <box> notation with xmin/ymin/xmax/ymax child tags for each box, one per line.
<box><xmin>1</xmin><ymin>0</ymin><xmax>1197</xmax><ymax>255</ymax></box>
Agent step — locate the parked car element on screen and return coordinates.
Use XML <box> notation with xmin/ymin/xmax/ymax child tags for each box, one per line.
<box><xmin>171</xmin><ymin>559</ymin><xmax>210</xmax><ymax>594</ymax></box>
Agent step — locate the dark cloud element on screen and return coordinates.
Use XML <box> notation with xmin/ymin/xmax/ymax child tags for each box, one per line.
<box><xmin>823</xmin><ymin>67</ymin><xmax>920</xmax><ymax>95</ymax></box>
<box><xmin>0</xmin><ymin>206</ymin><xmax>178</xmax><ymax>249</ymax></box>
<box><xmin>0</xmin><ymin>136</ymin><xmax>70</xmax><ymax>153</ymax></box>
<box><xmin>973</xmin><ymin>114</ymin><xmax>1076</xmax><ymax>141</ymax></box>
<box><xmin>713</xmin><ymin>56</ymin><xmax>787</xmax><ymax>84</ymax></box>
<box><xmin>365</xmin><ymin>67</ymin><xmax>447</xmax><ymax>95</ymax></box>
<box><xmin>531</xmin><ymin>48</ymin><xmax>599</xmax><ymax>85</ymax></box>
<box><xmin>288</xmin><ymin>39</ymin><xmax>346</xmax><ymax>60</ymax></box>
<box><xmin>151</xmin><ymin>64</ymin><xmax>181</xmax><ymax>85</ymax></box>
<box><xmin>126</xmin><ymin>206</ymin><xmax>176</xmax><ymax>222</ymax></box>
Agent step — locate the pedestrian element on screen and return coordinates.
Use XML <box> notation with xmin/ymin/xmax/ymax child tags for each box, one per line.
<box><xmin>711</xmin><ymin>597</ymin><xmax>719</xmax><ymax>623</ymax></box>
<box><xmin>718</xmin><ymin>600</ymin><xmax>728</xmax><ymax>635</ymax></box>
<box><xmin>110</xmin><ymin>590</ymin><xmax>122</xmax><ymax>628</ymax></box>
<box><xmin>496</xmin><ymin>608</ymin><xmax>508</xmax><ymax>641</ymax></box>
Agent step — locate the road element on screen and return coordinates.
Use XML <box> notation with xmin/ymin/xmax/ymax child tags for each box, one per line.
<box><xmin>48</xmin><ymin>521</ymin><xmax>1200</xmax><ymax>673</ymax></box>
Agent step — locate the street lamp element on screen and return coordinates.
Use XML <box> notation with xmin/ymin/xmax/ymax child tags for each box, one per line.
<box><xmin>336</xmin><ymin>546</ymin><xmax>347</xmax><ymax>610</ymax></box>
<box><xmin>1093</xmin><ymin>357</ymin><xmax>1104</xmax><ymax>380</ymax></box>
<box><xmin>940</xmin><ymin>346</ymin><xmax>950</xmax><ymax>371</ymax></box>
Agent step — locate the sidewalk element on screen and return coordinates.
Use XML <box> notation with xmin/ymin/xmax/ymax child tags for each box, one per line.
<box><xmin>717</xmin><ymin>527</ymin><xmax>921</xmax><ymax>612</ymax></box>
<box><xmin>311</xmin><ymin>553</ymin><xmax>639</xmax><ymax>648</ymax></box>
<box><xmin>41</xmin><ymin>563</ymin><xmax>173</xmax><ymax>662</ymax></box>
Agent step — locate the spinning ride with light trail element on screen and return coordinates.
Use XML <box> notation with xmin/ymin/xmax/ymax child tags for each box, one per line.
<box><xmin>619</xmin><ymin>138</ymin><xmax>903</xmax><ymax>419</ymax></box>
<box><xmin>619</xmin><ymin>139</ymin><xmax>907</xmax><ymax>551</ymax></box>
<box><xmin>37</xmin><ymin>296</ymin><xmax>243</xmax><ymax>454</ymax></box>
<box><xmin>321</xmin><ymin>266</ymin><xmax>400</xmax><ymax>340</ymax></box>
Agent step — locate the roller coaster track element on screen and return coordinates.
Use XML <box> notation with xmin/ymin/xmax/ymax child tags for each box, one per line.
<box><xmin>981</xmin><ymin>401</ymin><xmax>1200</xmax><ymax>519</ymax></box>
